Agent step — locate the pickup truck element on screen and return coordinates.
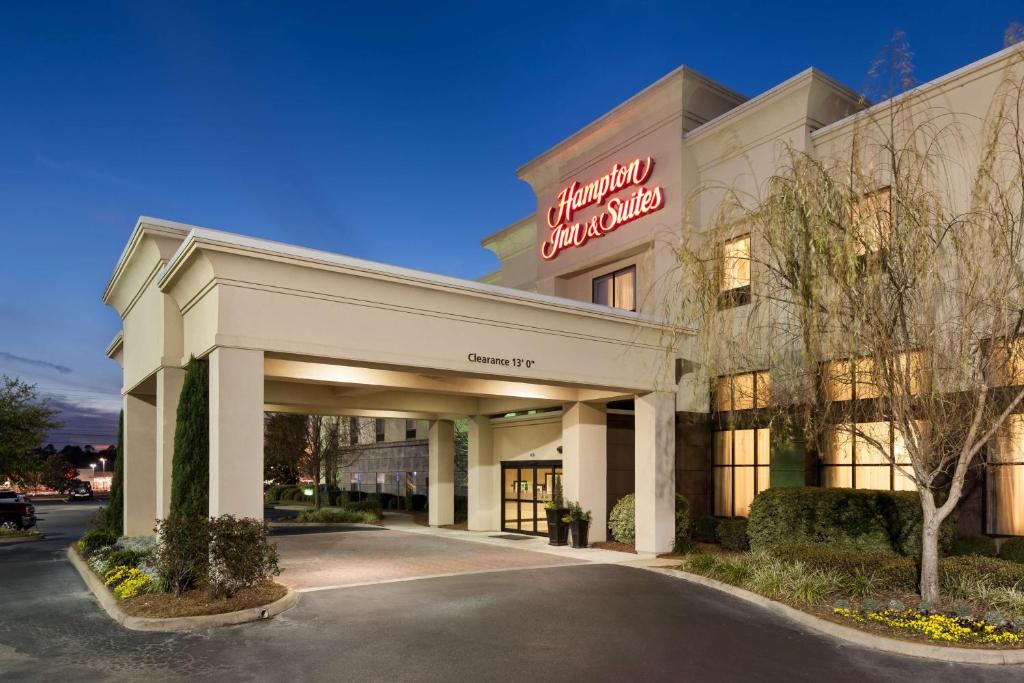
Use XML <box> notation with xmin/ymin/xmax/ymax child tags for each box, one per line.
<box><xmin>0</xmin><ymin>500</ymin><xmax>37</xmax><ymax>530</ymax></box>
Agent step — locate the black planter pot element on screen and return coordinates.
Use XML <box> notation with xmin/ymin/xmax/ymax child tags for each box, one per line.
<box><xmin>569</xmin><ymin>519</ymin><xmax>590</xmax><ymax>548</ymax></box>
<box><xmin>545</xmin><ymin>507</ymin><xmax>570</xmax><ymax>546</ymax></box>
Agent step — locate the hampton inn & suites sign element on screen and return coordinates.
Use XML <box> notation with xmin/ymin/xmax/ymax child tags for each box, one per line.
<box><xmin>540</xmin><ymin>155</ymin><xmax>664</xmax><ymax>260</ymax></box>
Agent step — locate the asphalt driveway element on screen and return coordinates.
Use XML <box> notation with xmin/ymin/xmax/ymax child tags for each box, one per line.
<box><xmin>2</xmin><ymin>502</ymin><xmax>1022</xmax><ymax>682</ymax></box>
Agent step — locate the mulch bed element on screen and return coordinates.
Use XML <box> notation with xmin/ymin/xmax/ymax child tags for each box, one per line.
<box><xmin>120</xmin><ymin>582</ymin><xmax>287</xmax><ymax>618</ymax></box>
<box><xmin>591</xmin><ymin>540</ymin><xmax>637</xmax><ymax>554</ymax></box>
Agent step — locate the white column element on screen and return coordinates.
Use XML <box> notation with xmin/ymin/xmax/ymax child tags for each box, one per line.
<box><xmin>155</xmin><ymin>366</ymin><xmax>185</xmax><ymax>521</ymax></box>
<box><xmin>123</xmin><ymin>392</ymin><xmax>157</xmax><ymax>537</ymax></box>
<box><xmin>428</xmin><ymin>419</ymin><xmax>455</xmax><ymax>526</ymax></box>
<box><xmin>209</xmin><ymin>347</ymin><xmax>264</xmax><ymax>519</ymax></box>
<box><xmin>467</xmin><ymin>415</ymin><xmax>497</xmax><ymax>531</ymax></box>
<box><xmin>561</xmin><ymin>402</ymin><xmax>608</xmax><ymax>543</ymax></box>
<box><xmin>635</xmin><ymin>391</ymin><xmax>676</xmax><ymax>554</ymax></box>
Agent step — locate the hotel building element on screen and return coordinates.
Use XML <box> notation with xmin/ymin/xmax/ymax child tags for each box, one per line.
<box><xmin>104</xmin><ymin>44</ymin><xmax>1024</xmax><ymax>550</ymax></box>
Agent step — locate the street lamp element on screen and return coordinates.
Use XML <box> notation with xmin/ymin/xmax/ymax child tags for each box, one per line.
<box><xmin>99</xmin><ymin>457</ymin><xmax>106</xmax><ymax>473</ymax></box>
<box><xmin>90</xmin><ymin>463</ymin><xmax>96</xmax><ymax>477</ymax></box>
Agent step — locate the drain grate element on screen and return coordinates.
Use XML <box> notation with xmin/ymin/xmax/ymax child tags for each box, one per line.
<box><xmin>489</xmin><ymin>534</ymin><xmax>533</xmax><ymax>541</ymax></box>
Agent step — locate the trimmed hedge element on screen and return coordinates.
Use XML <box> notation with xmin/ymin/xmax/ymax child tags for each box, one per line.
<box><xmin>717</xmin><ymin>518</ymin><xmax>750</xmax><ymax>551</ymax></box>
<box><xmin>999</xmin><ymin>538</ymin><xmax>1024</xmax><ymax>564</ymax></box>
<box><xmin>747</xmin><ymin>487</ymin><xmax>956</xmax><ymax>557</ymax></box>
<box><xmin>691</xmin><ymin>517</ymin><xmax>719</xmax><ymax>544</ymax></box>
<box><xmin>940</xmin><ymin>555</ymin><xmax>1024</xmax><ymax>590</ymax></box>
<box><xmin>950</xmin><ymin>533</ymin><xmax>998</xmax><ymax>558</ymax></box>
<box><xmin>609</xmin><ymin>493</ymin><xmax>636</xmax><ymax>545</ymax></box>
<box><xmin>769</xmin><ymin>543</ymin><xmax>917</xmax><ymax>592</ymax></box>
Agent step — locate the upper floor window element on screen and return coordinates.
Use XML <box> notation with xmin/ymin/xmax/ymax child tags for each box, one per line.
<box><xmin>592</xmin><ymin>266</ymin><xmax>636</xmax><ymax>312</ymax></box>
<box><xmin>405</xmin><ymin>419</ymin><xmax>417</xmax><ymax>440</ymax></box>
<box><xmin>375</xmin><ymin>418</ymin><xmax>386</xmax><ymax>442</ymax></box>
<box><xmin>713</xmin><ymin>371</ymin><xmax>770</xmax><ymax>412</ymax></box>
<box><xmin>986</xmin><ymin>337</ymin><xmax>1024</xmax><ymax>387</ymax></box>
<box><xmin>718</xmin><ymin>235</ymin><xmax>751</xmax><ymax>309</ymax></box>
<box><xmin>822</xmin><ymin>352</ymin><xmax>927</xmax><ymax>402</ymax></box>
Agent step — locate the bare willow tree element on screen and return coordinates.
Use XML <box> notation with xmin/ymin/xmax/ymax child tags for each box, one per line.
<box><xmin>672</xmin><ymin>37</ymin><xmax>1024</xmax><ymax>602</ymax></box>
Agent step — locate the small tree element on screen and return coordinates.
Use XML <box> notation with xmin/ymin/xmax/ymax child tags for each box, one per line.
<box><xmin>672</xmin><ymin>36</ymin><xmax>1024</xmax><ymax>602</ymax></box>
<box><xmin>106</xmin><ymin>410</ymin><xmax>124</xmax><ymax>534</ymax></box>
<box><xmin>170</xmin><ymin>356</ymin><xmax>209</xmax><ymax>520</ymax></box>
<box><xmin>0</xmin><ymin>376</ymin><xmax>61</xmax><ymax>487</ymax></box>
<box><xmin>37</xmin><ymin>453</ymin><xmax>76</xmax><ymax>493</ymax></box>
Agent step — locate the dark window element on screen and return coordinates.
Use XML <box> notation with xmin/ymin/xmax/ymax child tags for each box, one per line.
<box><xmin>592</xmin><ymin>266</ymin><xmax>636</xmax><ymax>312</ymax></box>
<box><xmin>406</xmin><ymin>419</ymin><xmax>417</xmax><ymax>440</ymax></box>
<box><xmin>375</xmin><ymin>419</ymin><xmax>385</xmax><ymax>442</ymax></box>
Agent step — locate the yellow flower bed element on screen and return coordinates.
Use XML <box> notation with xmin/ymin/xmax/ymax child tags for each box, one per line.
<box><xmin>835</xmin><ymin>608</ymin><xmax>1023</xmax><ymax>645</ymax></box>
<box><xmin>103</xmin><ymin>566</ymin><xmax>154</xmax><ymax>600</ymax></box>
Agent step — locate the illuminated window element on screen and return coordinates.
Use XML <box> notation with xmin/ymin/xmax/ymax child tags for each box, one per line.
<box><xmin>823</xmin><ymin>352</ymin><xmax>926</xmax><ymax>402</ymax></box>
<box><xmin>405</xmin><ymin>419</ymin><xmax>417</xmax><ymax>440</ymax></box>
<box><xmin>987</xmin><ymin>338</ymin><xmax>1024</xmax><ymax>387</ymax></box>
<box><xmin>712</xmin><ymin>371</ymin><xmax>770</xmax><ymax>412</ymax></box>
<box><xmin>592</xmin><ymin>266</ymin><xmax>636</xmax><ymax>312</ymax></box>
<box><xmin>987</xmin><ymin>414</ymin><xmax>1024</xmax><ymax>535</ymax></box>
<box><xmin>375</xmin><ymin>419</ymin><xmax>385</xmax><ymax>442</ymax></box>
<box><xmin>713</xmin><ymin>428</ymin><xmax>771</xmax><ymax>517</ymax></box>
<box><xmin>718</xmin><ymin>235</ymin><xmax>751</xmax><ymax>308</ymax></box>
<box><xmin>852</xmin><ymin>187</ymin><xmax>891</xmax><ymax>256</ymax></box>
<box><xmin>821</xmin><ymin>421</ymin><xmax>919</xmax><ymax>491</ymax></box>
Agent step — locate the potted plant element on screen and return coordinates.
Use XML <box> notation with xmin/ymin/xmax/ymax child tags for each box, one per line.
<box><xmin>543</xmin><ymin>475</ymin><xmax>569</xmax><ymax>546</ymax></box>
<box><xmin>562</xmin><ymin>501</ymin><xmax>591</xmax><ymax>549</ymax></box>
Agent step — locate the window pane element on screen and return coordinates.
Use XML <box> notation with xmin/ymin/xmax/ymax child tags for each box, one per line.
<box><xmin>823</xmin><ymin>425</ymin><xmax>853</xmax><ymax>465</ymax></box>
<box><xmin>893</xmin><ymin>466</ymin><xmax>917</xmax><ymax>491</ymax></box>
<box><xmin>755</xmin><ymin>371</ymin><xmax>771</xmax><ymax>408</ymax></box>
<box><xmin>824</xmin><ymin>361</ymin><xmax>853</xmax><ymax>402</ymax></box>
<box><xmin>733</xmin><ymin>373</ymin><xmax>755</xmax><ymax>410</ymax></box>
<box><xmin>614</xmin><ymin>268</ymin><xmax>636</xmax><ymax>311</ymax></box>
<box><xmin>713</xmin><ymin>431</ymin><xmax>731</xmax><ymax>465</ymax></box>
<box><xmin>854</xmin><ymin>357</ymin><xmax>881</xmax><ymax>399</ymax></box>
<box><xmin>713</xmin><ymin>377</ymin><xmax>732</xmax><ymax>412</ymax></box>
<box><xmin>757</xmin><ymin>429</ymin><xmax>770</xmax><ymax>467</ymax></box>
<box><xmin>856</xmin><ymin>422</ymin><xmax>891</xmax><ymax>465</ymax></box>
<box><xmin>714</xmin><ymin>466</ymin><xmax>732</xmax><ymax>517</ymax></box>
<box><xmin>823</xmin><ymin>466</ymin><xmax>852</xmax><ymax>488</ymax></box>
<box><xmin>852</xmin><ymin>187</ymin><xmax>890</xmax><ymax>255</ymax></box>
<box><xmin>593</xmin><ymin>274</ymin><xmax>612</xmax><ymax>306</ymax></box>
<box><xmin>988</xmin><ymin>465</ymin><xmax>1024</xmax><ymax>535</ymax></box>
<box><xmin>855</xmin><ymin>466</ymin><xmax>891</xmax><ymax>490</ymax></box>
<box><xmin>757</xmin><ymin>465</ymin><xmax>771</xmax><ymax>495</ymax></box>
<box><xmin>734</xmin><ymin>466</ymin><xmax>755</xmax><ymax>517</ymax></box>
<box><xmin>993</xmin><ymin>414</ymin><xmax>1024</xmax><ymax>464</ymax></box>
<box><xmin>734</xmin><ymin>430</ymin><xmax>755</xmax><ymax>465</ymax></box>
<box><xmin>720</xmin><ymin>235</ymin><xmax>750</xmax><ymax>292</ymax></box>
<box><xmin>893</xmin><ymin>420</ymin><xmax>926</xmax><ymax>465</ymax></box>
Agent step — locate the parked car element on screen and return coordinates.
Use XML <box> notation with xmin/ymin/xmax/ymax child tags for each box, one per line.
<box><xmin>0</xmin><ymin>500</ymin><xmax>37</xmax><ymax>530</ymax></box>
<box><xmin>0</xmin><ymin>489</ymin><xmax>29</xmax><ymax>503</ymax></box>
<box><xmin>68</xmin><ymin>481</ymin><xmax>93</xmax><ymax>501</ymax></box>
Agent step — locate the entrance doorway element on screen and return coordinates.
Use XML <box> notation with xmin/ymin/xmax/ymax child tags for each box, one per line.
<box><xmin>501</xmin><ymin>461</ymin><xmax>563</xmax><ymax>536</ymax></box>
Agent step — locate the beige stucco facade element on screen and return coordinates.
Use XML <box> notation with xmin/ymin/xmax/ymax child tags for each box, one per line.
<box><xmin>104</xmin><ymin>43</ymin><xmax>1024</xmax><ymax>548</ymax></box>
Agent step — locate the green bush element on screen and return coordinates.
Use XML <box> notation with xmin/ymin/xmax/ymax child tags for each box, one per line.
<box><xmin>264</xmin><ymin>485</ymin><xmax>284</xmax><ymax>503</ymax></box>
<box><xmin>105</xmin><ymin>548</ymin><xmax>151</xmax><ymax>569</ymax></box>
<box><xmin>155</xmin><ymin>515</ymin><xmax>209</xmax><ymax>596</ymax></box>
<box><xmin>609</xmin><ymin>493</ymin><xmax>636</xmax><ymax>545</ymax></box>
<box><xmin>747</xmin><ymin>487</ymin><xmax>956</xmax><ymax>557</ymax></box>
<box><xmin>673</xmin><ymin>494</ymin><xmax>692</xmax><ymax>553</ymax></box>
<box><xmin>344</xmin><ymin>500</ymin><xmax>383</xmax><ymax>515</ymax></box>
<box><xmin>940</xmin><ymin>555</ymin><xmax>1024</xmax><ymax>590</ymax></box>
<box><xmin>768</xmin><ymin>544</ymin><xmax>917</xmax><ymax>593</ymax></box>
<box><xmin>691</xmin><ymin>517</ymin><xmax>719</xmax><ymax>544</ymax></box>
<box><xmin>717</xmin><ymin>518</ymin><xmax>750</xmax><ymax>551</ymax></box>
<box><xmin>951</xmin><ymin>534</ymin><xmax>998</xmax><ymax>558</ymax></box>
<box><xmin>208</xmin><ymin>515</ymin><xmax>280</xmax><ymax>598</ymax></box>
<box><xmin>297</xmin><ymin>508</ymin><xmax>382</xmax><ymax>524</ymax></box>
<box><xmin>999</xmin><ymin>538</ymin><xmax>1024</xmax><ymax>564</ymax></box>
<box><xmin>79</xmin><ymin>528</ymin><xmax>118</xmax><ymax>555</ymax></box>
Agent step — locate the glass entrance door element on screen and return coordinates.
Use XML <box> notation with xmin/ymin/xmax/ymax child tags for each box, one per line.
<box><xmin>501</xmin><ymin>461</ymin><xmax>563</xmax><ymax>536</ymax></box>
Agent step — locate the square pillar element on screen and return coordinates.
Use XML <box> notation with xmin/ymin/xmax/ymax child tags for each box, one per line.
<box><xmin>155</xmin><ymin>366</ymin><xmax>185</xmax><ymax>521</ymax></box>
<box><xmin>209</xmin><ymin>347</ymin><xmax>264</xmax><ymax>519</ymax></box>
<box><xmin>467</xmin><ymin>415</ymin><xmax>497</xmax><ymax>531</ymax></box>
<box><xmin>123</xmin><ymin>392</ymin><xmax>157</xmax><ymax>537</ymax></box>
<box><xmin>428</xmin><ymin>419</ymin><xmax>455</xmax><ymax>526</ymax></box>
<box><xmin>635</xmin><ymin>391</ymin><xmax>676</xmax><ymax>554</ymax></box>
<box><xmin>562</xmin><ymin>402</ymin><xmax>608</xmax><ymax>543</ymax></box>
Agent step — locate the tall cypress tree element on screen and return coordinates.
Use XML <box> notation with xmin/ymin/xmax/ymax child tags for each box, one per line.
<box><xmin>106</xmin><ymin>409</ymin><xmax>125</xmax><ymax>534</ymax></box>
<box><xmin>170</xmin><ymin>356</ymin><xmax>209</xmax><ymax>520</ymax></box>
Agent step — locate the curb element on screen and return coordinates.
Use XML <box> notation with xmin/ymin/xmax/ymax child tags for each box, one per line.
<box><xmin>644</xmin><ymin>565</ymin><xmax>1024</xmax><ymax>666</ymax></box>
<box><xmin>66</xmin><ymin>546</ymin><xmax>298</xmax><ymax>632</ymax></box>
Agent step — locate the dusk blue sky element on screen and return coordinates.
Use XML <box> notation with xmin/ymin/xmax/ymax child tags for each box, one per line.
<box><xmin>0</xmin><ymin>1</ymin><xmax>1019</xmax><ymax>445</ymax></box>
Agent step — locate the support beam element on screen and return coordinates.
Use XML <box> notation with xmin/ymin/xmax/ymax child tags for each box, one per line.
<box><xmin>467</xmin><ymin>415</ymin><xmax>497</xmax><ymax>531</ymax></box>
<box><xmin>561</xmin><ymin>402</ymin><xmax>608</xmax><ymax>543</ymax></box>
<box><xmin>635</xmin><ymin>392</ymin><xmax>676</xmax><ymax>554</ymax></box>
<box><xmin>428</xmin><ymin>419</ymin><xmax>455</xmax><ymax>526</ymax></box>
<box><xmin>123</xmin><ymin>392</ymin><xmax>157</xmax><ymax>537</ymax></box>
<box><xmin>209</xmin><ymin>348</ymin><xmax>265</xmax><ymax>519</ymax></box>
<box><xmin>155</xmin><ymin>366</ymin><xmax>185</xmax><ymax>521</ymax></box>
